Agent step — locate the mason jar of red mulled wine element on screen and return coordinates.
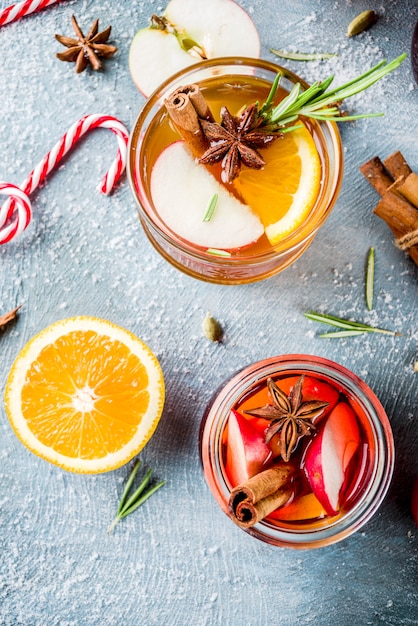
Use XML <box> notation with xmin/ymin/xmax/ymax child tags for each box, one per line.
<box><xmin>199</xmin><ymin>355</ymin><xmax>394</xmax><ymax>549</ymax></box>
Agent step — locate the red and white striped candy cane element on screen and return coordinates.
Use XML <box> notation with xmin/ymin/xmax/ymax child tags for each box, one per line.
<box><xmin>0</xmin><ymin>0</ymin><xmax>64</xmax><ymax>27</ymax></box>
<box><xmin>0</xmin><ymin>114</ymin><xmax>130</xmax><ymax>245</ymax></box>
<box><xmin>0</xmin><ymin>183</ymin><xmax>32</xmax><ymax>243</ymax></box>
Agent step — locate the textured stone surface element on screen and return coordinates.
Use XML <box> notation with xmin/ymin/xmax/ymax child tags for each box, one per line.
<box><xmin>0</xmin><ymin>1</ymin><xmax>417</xmax><ymax>624</ymax></box>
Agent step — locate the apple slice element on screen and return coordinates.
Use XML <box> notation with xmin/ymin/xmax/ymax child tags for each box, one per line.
<box><xmin>129</xmin><ymin>0</ymin><xmax>260</xmax><ymax>97</ymax></box>
<box><xmin>150</xmin><ymin>141</ymin><xmax>264</xmax><ymax>250</ymax></box>
<box><xmin>304</xmin><ymin>402</ymin><xmax>361</xmax><ymax>516</ymax></box>
<box><xmin>225</xmin><ymin>409</ymin><xmax>271</xmax><ymax>488</ymax></box>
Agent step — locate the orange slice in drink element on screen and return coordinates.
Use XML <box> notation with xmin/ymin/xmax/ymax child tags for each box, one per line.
<box><xmin>4</xmin><ymin>317</ymin><xmax>165</xmax><ymax>473</ymax></box>
<box><xmin>233</xmin><ymin>124</ymin><xmax>321</xmax><ymax>245</ymax></box>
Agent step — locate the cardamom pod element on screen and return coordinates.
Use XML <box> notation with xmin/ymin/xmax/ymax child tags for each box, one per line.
<box><xmin>347</xmin><ymin>10</ymin><xmax>377</xmax><ymax>37</ymax></box>
<box><xmin>202</xmin><ymin>311</ymin><xmax>223</xmax><ymax>343</ymax></box>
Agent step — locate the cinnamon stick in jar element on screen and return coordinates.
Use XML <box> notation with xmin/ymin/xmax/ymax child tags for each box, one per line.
<box><xmin>228</xmin><ymin>463</ymin><xmax>294</xmax><ymax>528</ymax></box>
<box><xmin>164</xmin><ymin>84</ymin><xmax>213</xmax><ymax>157</ymax></box>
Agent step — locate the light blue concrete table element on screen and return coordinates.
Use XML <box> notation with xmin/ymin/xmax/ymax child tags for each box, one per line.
<box><xmin>0</xmin><ymin>1</ymin><xmax>417</xmax><ymax>624</ymax></box>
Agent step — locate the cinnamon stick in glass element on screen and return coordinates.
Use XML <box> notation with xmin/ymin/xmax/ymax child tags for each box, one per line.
<box><xmin>165</xmin><ymin>84</ymin><xmax>213</xmax><ymax>157</ymax></box>
<box><xmin>228</xmin><ymin>463</ymin><xmax>294</xmax><ymax>528</ymax></box>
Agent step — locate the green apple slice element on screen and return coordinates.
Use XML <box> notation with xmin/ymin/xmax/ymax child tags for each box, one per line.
<box><xmin>150</xmin><ymin>141</ymin><xmax>264</xmax><ymax>250</ymax></box>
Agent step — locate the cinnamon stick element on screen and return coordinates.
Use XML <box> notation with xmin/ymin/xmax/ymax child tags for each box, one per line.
<box><xmin>360</xmin><ymin>156</ymin><xmax>394</xmax><ymax>195</ymax></box>
<box><xmin>179</xmin><ymin>84</ymin><xmax>214</xmax><ymax>122</ymax></box>
<box><xmin>228</xmin><ymin>463</ymin><xmax>294</xmax><ymax>528</ymax></box>
<box><xmin>384</xmin><ymin>150</ymin><xmax>412</xmax><ymax>180</ymax></box>
<box><xmin>374</xmin><ymin>190</ymin><xmax>418</xmax><ymax>234</ymax></box>
<box><xmin>165</xmin><ymin>84</ymin><xmax>213</xmax><ymax>157</ymax></box>
<box><xmin>395</xmin><ymin>173</ymin><xmax>418</xmax><ymax>208</ymax></box>
<box><xmin>374</xmin><ymin>191</ymin><xmax>418</xmax><ymax>265</ymax></box>
<box><xmin>360</xmin><ymin>153</ymin><xmax>418</xmax><ymax>266</ymax></box>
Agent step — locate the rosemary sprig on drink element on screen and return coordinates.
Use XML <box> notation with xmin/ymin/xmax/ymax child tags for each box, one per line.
<box><xmin>258</xmin><ymin>54</ymin><xmax>407</xmax><ymax>128</ymax></box>
<box><xmin>304</xmin><ymin>311</ymin><xmax>399</xmax><ymax>338</ymax></box>
<box><xmin>203</xmin><ymin>193</ymin><xmax>218</xmax><ymax>222</ymax></box>
<box><xmin>107</xmin><ymin>459</ymin><xmax>165</xmax><ymax>533</ymax></box>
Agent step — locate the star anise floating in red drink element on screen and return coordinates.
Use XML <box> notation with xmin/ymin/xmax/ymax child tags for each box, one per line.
<box><xmin>199</xmin><ymin>104</ymin><xmax>280</xmax><ymax>183</ymax></box>
<box><xmin>244</xmin><ymin>375</ymin><xmax>330</xmax><ymax>462</ymax></box>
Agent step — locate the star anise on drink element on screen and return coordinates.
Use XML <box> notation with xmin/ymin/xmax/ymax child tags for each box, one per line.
<box><xmin>244</xmin><ymin>376</ymin><xmax>330</xmax><ymax>462</ymax></box>
<box><xmin>55</xmin><ymin>15</ymin><xmax>118</xmax><ymax>74</ymax></box>
<box><xmin>199</xmin><ymin>104</ymin><xmax>281</xmax><ymax>183</ymax></box>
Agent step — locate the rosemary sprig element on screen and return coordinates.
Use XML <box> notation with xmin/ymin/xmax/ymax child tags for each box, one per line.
<box><xmin>258</xmin><ymin>54</ymin><xmax>406</xmax><ymax>128</ymax></box>
<box><xmin>304</xmin><ymin>310</ymin><xmax>399</xmax><ymax>337</ymax></box>
<box><xmin>107</xmin><ymin>459</ymin><xmax>165</xmax><ymax>533</ymax></box>
<box><xmin>271</xmin><ymin>48</ymin><xmax>337</xmax><ymax>61</ymax></box>
<box><xmin>206</xmin><ymin>248</ymin><xmax>231</xmax><ymax>257</ymax></box>
<box><xmin>366</xmin><ymin>247</ymin><xmax>375</xmax><ymax>310</ymax></box>
<box><xmin>203</xmin><ymin>193</ymin><xmax>218</xmax><ymax>222</ymax></box>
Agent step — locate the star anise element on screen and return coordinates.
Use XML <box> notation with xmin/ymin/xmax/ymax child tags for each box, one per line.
<box><xmin>244</xmin><ymin>376</ymin><xmax>330</xmax><ymax>462</ymax></box>
<box><xmin>55</xmin><ymin>15</ymin><xmax>118</xmax><ymax>74</ymax></box>
<box><xmin>199</xmin><ymin>104</ymin><xmax>281</xmax><ymax>183</ymax></box>
<box><xmin>0</xmin><ymin>306</ymin><xmax>21</xmax><ymax>331</ymax></box>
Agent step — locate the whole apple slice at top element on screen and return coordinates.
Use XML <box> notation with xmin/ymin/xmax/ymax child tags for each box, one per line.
<box><xmin>225</xmin><ymin>409</ymin><xmax>271</xmax><ymax>488</ymax></box>
<box><xmin>304</xmin><ymin>402</ymin><xmax>361</xmax><ymax>516</ymax></box>
<box><xmin>150</xmin><ymin>141</ymin><xmax>264</xmax><ymax>250</ymax></box>
<box><xmin>129</xmin><ymin>0</ymin><xmax>260</xmax><ymax>97</ymax></box>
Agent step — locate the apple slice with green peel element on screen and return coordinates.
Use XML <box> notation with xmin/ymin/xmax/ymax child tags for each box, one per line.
<box><xmin>150</xmin><ymin>141</ymin><xmax>264</xmax><ymax>250</ymax></box>
<box><xmin>225</xmin><ymin>409</ymin><xmax>271</xmax><ymax>488</ymax></box>
<box><xmin>129</xmin><ymin>0</ymin><xmax>260</xmax><ymax>97</ymax></box>
<box><xmin>304</xmin><ymin>402</ymin><xmax>361</xmax><ymax>516</ymax></box>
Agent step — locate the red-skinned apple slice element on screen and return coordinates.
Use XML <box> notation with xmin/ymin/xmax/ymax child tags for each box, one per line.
<box><xmin>150</xmin><ymin>141</ymin><xmax>264</xmax><ymax>250</ymax></box>
<box><xmin>304</xmin><ymin>402</ymin><xmax>361</xmax><ymax>516</ymax></box>
<box><xmin>225</xmin><ymin>409</ymin><xmax>271</xmax><ymax>488</ymax></box>
<box><xmin>129</xmin><ymin>0</ymin><xmax>260</xmax><ymax>97</ymax></box>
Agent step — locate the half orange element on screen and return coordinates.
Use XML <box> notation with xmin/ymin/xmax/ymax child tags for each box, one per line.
<box><xmin>4</xmin><ymin>316</ymin><xmax>165</xmax><ymax>473</ymax></box>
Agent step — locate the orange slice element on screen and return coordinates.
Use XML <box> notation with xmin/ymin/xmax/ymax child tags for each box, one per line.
<box><xmin>233</xmin><ymin>124</ymin><xmax>321</xmax><ymax>245</ymax></box>
<box><xmin>4</xmin><ymin>317</ymin><xmax>165</xmax><ymax>473</ymax></box>
<box><xmin>268</xmin><ymin>493</ymin><xmax>326</xmax><ymax>521</ymax></box>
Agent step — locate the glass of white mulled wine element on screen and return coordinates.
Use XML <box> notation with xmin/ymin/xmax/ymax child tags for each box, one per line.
<box><xmin>128</xmin><ymin>57</ymin><xmax>343</xmax><ymax>284</ymax></box>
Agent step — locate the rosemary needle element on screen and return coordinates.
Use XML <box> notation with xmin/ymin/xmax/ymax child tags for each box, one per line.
<box><xmin>203</xmin><ymin>193</ymin><xmax>218</xmax><ymax>222</ymax></box>
<box><xmin>117</xmin><ymin>458</ymin><xmax>141</xmax><ymax>515</ymax></box>
<box><xmin>108</xmin><ymin>460</ymin><xmax>165</xmax><ymax>533</ymax></box>
<box><xmin>304</xmin><ymin>311</ymin><xmax>398</xmax><ymax>336</ymax></box>
<box><xmin>366</xmin><ymin>246</ymin><xmax>375</xmax><ymax>311</ymax></box>
<box><xmin>270</xmin><ymin>48</ymin><xmax>337</xmax><ymax>61</ymax></box>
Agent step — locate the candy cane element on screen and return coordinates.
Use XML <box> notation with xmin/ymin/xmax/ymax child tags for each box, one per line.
<box><xmin>0</xmin><ymin>0</ymin><xmax>64</xmax><ymax>27</ymax></box>
<box><xmin>0</xmin><ymin>114</ymin><xmax>130</xmax><ymax>245</ymax></box>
